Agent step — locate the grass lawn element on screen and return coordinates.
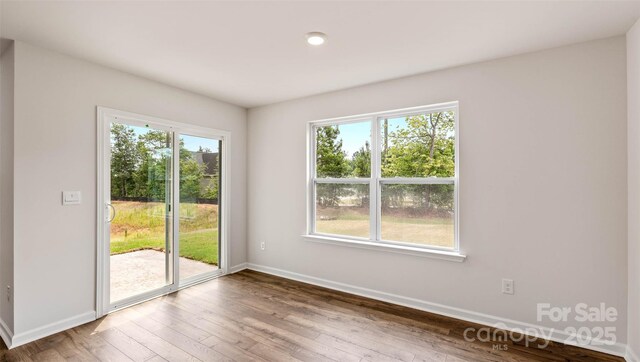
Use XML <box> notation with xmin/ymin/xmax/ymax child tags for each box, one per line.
<box><xmin>316</xmin><ymin>207</ymin><xmax>454</xmax><ymax>248</ymax></box>
<box><xmin>110</xmin><ymin>201</ymin><xmax>219</xmax><ymax>265</ymax></box>
<box><xmin>110</xmin><ymin>229</ymin><xmax>219</xmax><ymax>264</ymax></box>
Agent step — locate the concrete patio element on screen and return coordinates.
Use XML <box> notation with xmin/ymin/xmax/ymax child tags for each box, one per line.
<box><xmin>110</xmin><ymin>249</ymin><xmax>218</xmax><ymax>302</ymax></box>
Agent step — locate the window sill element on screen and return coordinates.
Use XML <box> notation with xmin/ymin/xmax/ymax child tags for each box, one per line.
<box><xmin>302</xmin><ymin>234</ymin><xmax>467</xmax><ymax>262</ymax></box>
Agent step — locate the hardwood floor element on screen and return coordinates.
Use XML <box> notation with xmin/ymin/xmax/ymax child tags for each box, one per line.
<box><xmin>0</xmin><ymin>270</ymin><xmax>624</xmax><ymax>361</ymax></box>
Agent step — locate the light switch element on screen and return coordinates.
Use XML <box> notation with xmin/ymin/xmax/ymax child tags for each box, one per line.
<box><xmin>62</xmin><ymin>191</ymin><xmax>81</xmax><ymax>205</ymax></box>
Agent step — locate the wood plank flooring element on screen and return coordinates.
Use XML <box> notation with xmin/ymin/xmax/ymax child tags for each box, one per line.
<box><xmin>0</xmin><ymin>270</ymin><xmax>624</xmax><ymax>361</ymax></box>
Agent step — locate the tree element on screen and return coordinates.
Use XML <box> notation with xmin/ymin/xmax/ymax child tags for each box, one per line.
<box><xmin>111</xmin><ymin>127</ymin><xmax>212</xmax><ymax>203</ymax></box>
<box><xmin>110</xmin><ymin>123</ymin><xmax>139</xmax><ymax>198</ymax></box>
<box><xmin>203</xmin><ymin>178</ymin><xmax>219</xmax><ymax>199</ymax></box>
<box><xmin>382</xmin><ymin>112</ymin><xmax>454</xmax><ymax>178</ymax></box>
<box><xmin>133</xmin><ymin>130</ymin><xmax>171</xmax><ymax>200</ymax></box>
<box><xmin>316</xmin><ymin>126</ymin><xmax>349</xmax><ymax>178</ymax></box>
<box><xmin>316</xmin><ymin>126</ymin><xmax>349</xmax><ymax>207</ymax></box>
<box><xmin>350</xmin><ymin>141</ymin><xmax>371</xmax><ymax>177</ymax></box>
<box><xmin>198</xmin><ymin>145</ymin><xmax>220</xmax><ymax>200</ymax></box>
<box><xmin>349</xmin><ymin>141</ymin><xmax>371</xmax><ymax>207</ymax></box>
<box><xmin>381</xmin><ymin>111</ymin><xmax>455</xmax><ymax>211</ymax></box>
<box><xmin>179</xmin><ymin>148</ymin><xmax>206</xmax><ymax>201</ymax></box>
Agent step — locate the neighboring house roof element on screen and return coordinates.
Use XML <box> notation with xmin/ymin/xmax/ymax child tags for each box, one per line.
<box><xmin>193</xmin><ymin>151</ymin><xmax>219</xmax><ymax>176</ymax></box>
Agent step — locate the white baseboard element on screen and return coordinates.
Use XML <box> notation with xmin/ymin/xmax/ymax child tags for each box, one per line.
<box><xmin>229</xmin><ymin>262</ymin><xmax>248</xmax><ymax>274</ymax></box>
<box><xmin>10</xmin><ymin>311</ymin><xmax>95</xmax><ymax>349</ymax></box>
<box><xmin>246</xmin><ymin>263</ymin><xmax>628</xmax><ymax>358</ymax></box>
<box><xmin>627</xmin><ymin>345</ymin><xmax>640</xmax><ymax>362</ymax></box>
<box><xmin>0</xmin><ymin>317</ymin><xmax>13</xmax><ymax>349</ymax></box>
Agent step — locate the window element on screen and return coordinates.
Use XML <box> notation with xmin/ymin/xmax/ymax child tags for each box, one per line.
<box><xmin>308</xmin><ymin>102</ymin><xmax>459</xmax><ymax>254</ymax></box>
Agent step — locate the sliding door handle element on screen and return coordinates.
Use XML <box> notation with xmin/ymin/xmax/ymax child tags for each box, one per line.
<box><xmin>106</xmin><ymin>203</ymin><xmax>116</xmax><ymax>223</ymax></box>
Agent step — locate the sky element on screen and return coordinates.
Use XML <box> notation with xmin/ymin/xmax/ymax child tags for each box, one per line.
<box><xmin>333</xmin><ymin>115</ymin><xmax>455</xmax><ymax>159</ymax></box>
<box><xmin>334</xmin><ymin>118</ymin><xmax>406</xmax><ymax>158</ymax></box>
<box><xmin>335</xmin><ymin>121</ymin><xmax>371</xmax><ymax>158</ymax></box>
<box><xmin>181</xmin><ymin>134</ymin><xmax>219</xmax><ymax>153</ymax></box>
<box><xmin>127</xmin><ymin>124</ymin><xmax>219</xmax><ymax>153</ymax></box>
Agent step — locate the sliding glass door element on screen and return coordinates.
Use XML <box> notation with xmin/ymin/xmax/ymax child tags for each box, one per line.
<box><xmin>98</xmin><ymin>108</ymin><xmax>228</xmax><ymax>314</ymax></box>
<box><xmin>178</xmin><ymin>134</ymin><xmax>221</xmax><ymax>282</ymax></box>
<box><xmin>108</xmin><ymin>123</ymin><xmax>175</xmax><ymax>305</ymax></box>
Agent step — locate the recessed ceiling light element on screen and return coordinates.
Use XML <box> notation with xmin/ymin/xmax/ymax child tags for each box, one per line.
<box><xmin>306</xmin><ymin>32</ymin><xmax>327</xmax><ymax>46</ymax></box>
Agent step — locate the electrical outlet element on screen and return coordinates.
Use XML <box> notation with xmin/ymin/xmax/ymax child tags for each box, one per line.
<box><xmin>502</xmin><ymin>279</ymin><xmax>514</xmax><ymax>295</ymax></box>
<box><xmin>6</xmin><ymin>285</ymin><xmax>10</xmax><ymax>302</ymax></box>
<box><xmin>260</xmin><ymin>242</ymin><xmax>266</xmax><ymax>250</ymax></box>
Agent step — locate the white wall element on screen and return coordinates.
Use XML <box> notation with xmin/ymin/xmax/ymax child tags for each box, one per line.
<box><xmin>0</xmin><ymin>41</ymin><xmax>14</xmax><ymax>335</ymax></box>
<box><xmin>627</xmin><ymin>19</ymin><xmax>640</xmax><ymax>361</ymax></box>
<box><xmin>248</xmin><ymin>37</ymin><xmax>628</xmax><ymax>345</ymax></box>
<box><xmin>11</xmin><ymin>41</ymin><xmax>247</xmax><ymax>336</ymax></box>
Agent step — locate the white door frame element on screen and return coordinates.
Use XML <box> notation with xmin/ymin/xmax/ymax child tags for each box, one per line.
<box><xmin>96</xmin><ymin>106</ymin><xmax>231</xmax><ymax>317</ymax></box>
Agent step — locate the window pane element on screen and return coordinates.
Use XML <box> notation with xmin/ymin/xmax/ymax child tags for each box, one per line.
<box><xmin>381</xmin><ymin>184</ymin><xmax>454</xmax><ymax>248</ymax></box>
<box><xmin>380</xmin><ymin>111</ymin><xmax>455</xmax><ymax>178</ymax></box>
<box><xmin>316</xmin><ymin>121</ymin><xmax>371</xmax><ymax>178</ymax></box>
<box><xmin>315</xmin><ymin>183</ymin><xmax>370</xmax><ymax>238</ymax></box>
<box><xmin>109</xmin><ymin>123</ymin><xmax>173</xmax><ymax>303</ymax></box>
<box><xmin>178</xmin><ymin>134</ymin><xmax>221</xmax><ymax>282</ymax></box>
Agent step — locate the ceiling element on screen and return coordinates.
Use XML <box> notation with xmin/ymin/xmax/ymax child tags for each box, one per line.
<box><xmin>2</xmin><ymin>1</ymin><xmax>640</xmax><ymax>108</ymax></box>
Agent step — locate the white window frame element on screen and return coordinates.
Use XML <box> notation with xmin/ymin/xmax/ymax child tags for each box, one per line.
<box><xmin>305</xmin><ymin>102</ymin><xmax>465</xmax><ymax>262</ymax></box>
